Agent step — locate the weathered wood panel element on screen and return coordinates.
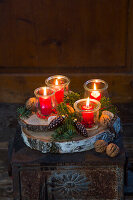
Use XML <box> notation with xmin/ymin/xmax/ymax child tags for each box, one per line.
<box><xmin>31</xmin><ymin>0</ymin><xmax>127</xmax><ymax>68</ymax></box>
<box><xmin>0</xmin><ymin>0</ymin><xmax>13</xmax><ymax>67</ymax></box>
<box><xmin>0</xmin><ymin>0</ymin><xmax>128</xmax><ymax>68</ymax></box>
<box><xmin>0</xmin><ymin>0</ymin><xmax>132</xmax><ymax>105</ymax></box>
<box><xmin>19</xmin><ymin>167</ymin><xmax>124</xmax><ymax>200</ymax></box>
<box><xmin>127</xmin><ymin>0</ymin><xmax>133</xmax><ymax>71</ymax></box>
<box><xmin>0</xmin><ymin>73</ymin><xmax>133</xmax><ymax>103</ymax></box>
<box><xmin>10</xmin><ymin>0</ymin><xmax>37</xmax><ymax>67</ymax></box>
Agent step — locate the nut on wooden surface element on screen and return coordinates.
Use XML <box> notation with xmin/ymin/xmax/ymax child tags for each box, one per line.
<box><xmin>102</xmin><ymin>111</ymin><xmax>114</xmax><ymax>119</ymax></box>
<box><xmin>94</xmin><ymin>140</ymin><xmax>108</xmax><ymax>153</ymax></box>
<box><xmin>100</xmin><ymin>110</ymin><xmax>114</xmax><ymax>127</ymax></box>
<box><xmin>26</xmin><ymin>97</ymin><xmax>37</xmax><ymax>111</ymax></box>
<box><xmin>100</xmin><ymin>114</ymin><xmax>111</xmax><ymax>127</ymax></box>
<box><xmin>106</xmin><ymin>143</ymin><xmax>120</xmax><ymax>157</ymax></box>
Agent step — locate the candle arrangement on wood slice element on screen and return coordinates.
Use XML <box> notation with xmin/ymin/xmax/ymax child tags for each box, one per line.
<box><xmin>17</xmin><ymin>75</ymin><xmax>121</xmax><ymax>155</ymax></box>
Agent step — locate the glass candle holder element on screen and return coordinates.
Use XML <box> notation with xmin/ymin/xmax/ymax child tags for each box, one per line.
<box><xmin>45</xmin><ymin>75</ymin><xmax>70</xmax><ymax>104</ymax></box>
<box><xmin>84</xmin><ymin>79</ymin><xmax>108</xmax><ymax>101</ymax></box>
<box><xmin>74</xmin><ymin>98</ymin><xmax>101</xmax><ymax>130</ymax></box>
<box><xmin>34</xmin><ymin>87</ymin><xmax>55</xmax><ymax>118</ymax></box>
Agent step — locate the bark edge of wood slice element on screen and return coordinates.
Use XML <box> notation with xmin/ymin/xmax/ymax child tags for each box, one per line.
<box><xmin>21</xmin><ymin>117</ymin><xmax>121</xmax><ymax>154</ymax></box>
<box><xmin>18</xmin><ymin>114</ymin><xmax>57</xmax><ymax>132</ymax></box>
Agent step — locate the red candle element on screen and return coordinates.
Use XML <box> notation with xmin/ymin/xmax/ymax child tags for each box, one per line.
<box><xmin>90</xmin><ymin>83</ymin><xmax>101</xmax><ymax>101</ymax></box>
<box><xmin>39</xmin><ymin>87</ymin><xmax>52</xmax><ymax>116</ymax></box>
<box><xmin>54</xmin><ymin>79</ymin><xmax>64</xmax><ymax>104</ymax></box>
<box><xmin>81</xmin><ymin>97</ymin><xmax>94</xmax><ymax>128</ymax></box>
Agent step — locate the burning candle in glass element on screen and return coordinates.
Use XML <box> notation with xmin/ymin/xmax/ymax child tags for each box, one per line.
<box><xmin>54</xmin><ymin>78</ymin><xmax>64</xmax><ymax>104</ymax></box>
<box><xmin>45</xmin><ymin>75</ymin><xmax>70</xmax><ymax>104</ymax></box>
<box><xmin>84</xmin><ymin>79</ymin><xmax>108</xmax><ymax>101</ymax></box>
<box><xmin>90</xmin><ymin>83</ymin><xmax>101</xmax><ymax>101</ymax></box>
<box><xmin>82</xmin><ymin>97</ymin><xmax>94</xmax><ymax>128</ymax></box>
<box><xmin>34</xmin><ymin>87</ymin><xmax>55</xmax><ymax>117</ymax></box>
<box><xmin>74</xmin><ymin>98</ymin><xmax>101</xmax><ymax>130</ymax></box>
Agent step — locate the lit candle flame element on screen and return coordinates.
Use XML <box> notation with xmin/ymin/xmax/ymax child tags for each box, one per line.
<box><xmin>94</xmin><ymin>83</ymin><xmax>96</xmax><ymax>91</ymax></box>
<box><xmin>55</xmin><ymin>79</ymin><xmax>58</xmax><ymax>86</ymax></box>
<box><xmin>44</xmin><ymin>87</ymin><xmax>47</xmax><ymax>95</ymax></box>
<box><xmin>91</xmin><ymin>82</ymin><xmax>101</xmax><ymax>99</ymax></box>
<box><xmin>86</xmin><ymin>97</ymin><xmax>90</xmax><ymax>108</ymax></box>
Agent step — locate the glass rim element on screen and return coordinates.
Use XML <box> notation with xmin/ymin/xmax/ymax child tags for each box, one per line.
<box><xmin>74</xmin><ymin>98</ymin><xmax>101</xmax><ymax>113</ymax></box>
<box><xmin>83</xmin><ymin>79</ymin><xmax>108</xmax><ymax>92</ymax></box>
<box><xmin>45</xmin><ymin>75</ymin><xmax>70</xmax><ymax>87</ymax></box>
<box><xmin>34</xmin><ymin>86</ymin><xmax>55</xmax><ymax>97</ymax></box>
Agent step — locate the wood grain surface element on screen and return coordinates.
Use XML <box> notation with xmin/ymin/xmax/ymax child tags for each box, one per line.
<box><xmin>0</xmin><ymin>0</ymin><xmax>133</xmax><ymax>104</ymax></box>
<box><xmin>0</xmin><ymin>73</ymin><xmax>133</xmax><ymax>103</ymax></box>
<box><xmin>0</xmin><ymin>0</ymin><xmax>127</xmax><ymax>68</ymax></box>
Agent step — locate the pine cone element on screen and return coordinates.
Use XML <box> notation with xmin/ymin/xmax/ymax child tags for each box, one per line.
<box><xmin>48</xmin><ymin>115</ymin><xmax>65</xmax><ymax>130</ymax></box>
<box><xmin>73</xmin><ymin>119</ymin><xmax>88</xmax><ymax>137</ymax></box>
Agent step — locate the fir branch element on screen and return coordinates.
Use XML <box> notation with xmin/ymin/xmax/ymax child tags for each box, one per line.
<box><xmin>64</xmin><ymin>91</ymin><xmax>80</xmax><ymax>107</ymax></box>
<box><xmin>57</xmin><ymin>102</ymin><xmax>70</xmax><ymax>116</ymax></box>
<box><xmin>17</xmin><ymin>106</ymin><xmax>32</xmax><ymax>119</ymax></box>
<box><xmin>53</xmin><ymin>116</ymin><xmax>77</xmax><ymax>140</ymax></box>
<box><xmin>52</xmin><ymin>102</ymin><xmax>78</xmax><ymax>141</ymax></box>
<box><xmin>52</xmin><ymin>118</ymin><xmax>77</xmax><ymax>141</ymax></box>
<box><xmin>99</xmin><ymin>97</ymin><xmax>119</xmax><ymax>116</ymax></box>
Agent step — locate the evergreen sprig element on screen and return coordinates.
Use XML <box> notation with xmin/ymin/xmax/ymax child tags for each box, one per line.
<box><xmin>57</xmin><ymin>102</ymin><xmax>77</xmax><ymax>118</ymax></box>
<box><xmin>100</xmin><ymin>96</ymin><xmax>118</xmax><ymax>116</ymax></box>
<box><xmin>52</xmin><ymin>116</ymin><xmax>77</xmax><ymax>141</ymax></box>
<box><xmin>57</xmin><ymin>102</ymin><xmax>70</xmax><ymax>116</ymax></box>
<box><xmin>17</xmin><ymin>106</ymin><xmax>32</xmax><ymax>119</ymax></box>
<box><xmin>52</xmin><ymin>99</ymin><xmax>78</xmax><ymax>140</ymax></box>
<box><xmin>64</xmin><ymin>91</ymin><xmax>80</xmax><ymax>107</ymax></box>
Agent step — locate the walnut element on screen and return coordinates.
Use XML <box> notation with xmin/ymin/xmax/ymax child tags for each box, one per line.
<box><xmin>106</xmin><ymin>143</ymin><xmax>119</xmax><ymax>157</ymax></box>
<box><xmin>26</xmin><ymin>97</ymin><xmax>37</xmax><ymax>111</ymax></box>
<box><xmin>102</xmin><ymin>111</ymin><xmax>114</xmax><ymax>119</ymax></box>
<box><xmin>100</xmin><ymin>114</ymin><xmax>111</xmax><ymax>127</ymax></box>
<box><xmin>94</xmin><ymin>140</ymin><xmax>108</xmax><ymax>153</ymax></box>
<box><xmin>100</xmin><ymin>110</ymin><xmax>114</xmax><ymax>127</ymax></box>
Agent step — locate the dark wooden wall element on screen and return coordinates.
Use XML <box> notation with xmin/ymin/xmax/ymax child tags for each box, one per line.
<box><xmin>0</xmin><ymin>0</ymin><xmax>133</xmax><ymax>103</ymax></box>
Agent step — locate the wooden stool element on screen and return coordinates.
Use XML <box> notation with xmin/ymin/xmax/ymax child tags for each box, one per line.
<box><xmin>9</xmin><ymin>127</ymin><xmax>126</xmax><ymax>200</ymax></box>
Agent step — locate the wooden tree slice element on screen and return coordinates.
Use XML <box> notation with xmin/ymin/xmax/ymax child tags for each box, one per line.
<box><xmin>21</xmin><ymin>117</ymin><xmax>121</xmax><ymax>154</ymax></box>
<box><xmin>19</xmin><ymin>114</ymin><xmax>57</xmax><ymax>132</ymax></box>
